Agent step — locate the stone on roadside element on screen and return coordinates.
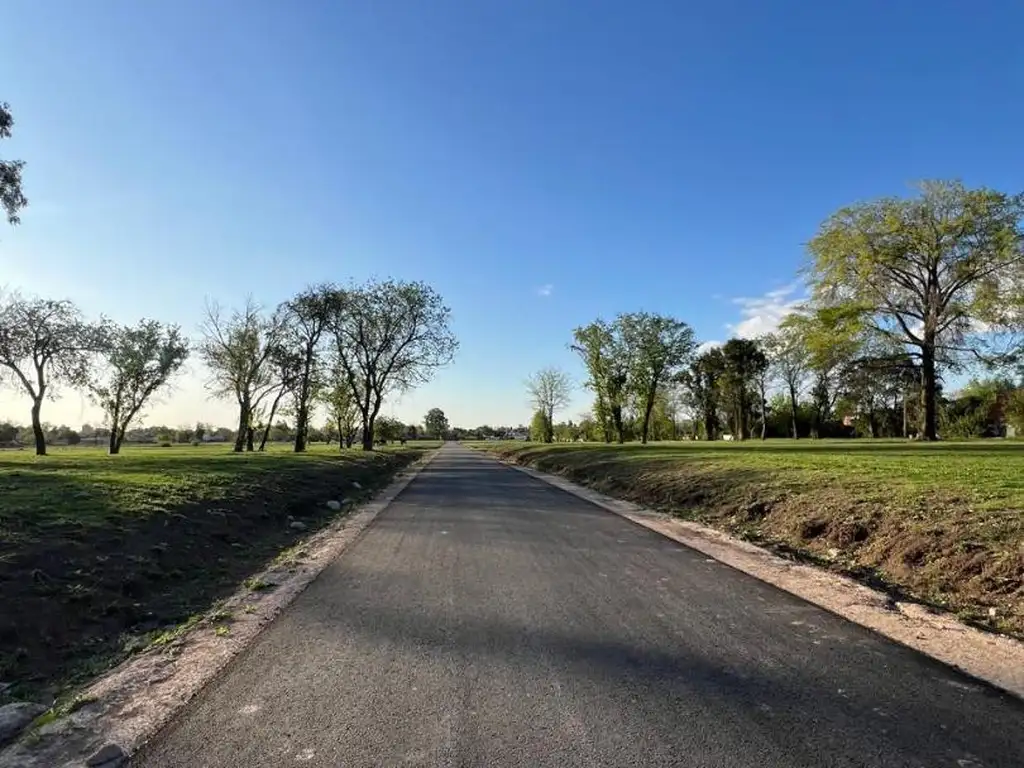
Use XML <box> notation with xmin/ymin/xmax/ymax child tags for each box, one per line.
<box><xmin>0</xmin><ymin>701</ymin><xmax>47</xmax><ymax>746</ymax></box>
<box><xmin>289</xmin><ymin>521</ymin><xmax>307</xmax><ymax>531</ymax></box>
<box><xmin>352</xmin><ymin>481</ymin><xmax>362</xmax><ymax>490</ymax></box>
<box><xmin>325</xmin><ymin>500</ymin><xmax>342</xmax><ymax>511</ymax></box>
<box><xmin>86</xmin><ymin>741</ymin><xmax>128</xmax><ymax>766</ymax></box>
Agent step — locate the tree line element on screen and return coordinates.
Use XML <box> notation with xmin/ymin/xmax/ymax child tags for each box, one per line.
<box><xmin>527</xmin><ymin>181</ymin><xmax>1024</xmax><ymax>443</ymax></box>
<box><xmin>0</xmin><ymin>280</ymin><xmax>457</xmax><ymax>456</ymax></box>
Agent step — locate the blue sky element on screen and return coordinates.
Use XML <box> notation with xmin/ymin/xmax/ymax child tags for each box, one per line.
<box><xmin>2</xmin><ymin>0</ymin><xmax>1023</xmax><ymax>429</ymax></box>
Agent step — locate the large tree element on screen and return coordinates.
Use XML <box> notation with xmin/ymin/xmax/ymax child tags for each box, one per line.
<box><xmin>762</xmin><ymin>328</ymin><xmax>809</xmax><ymax>439</ymax></box>
<box><xmin>618</xmin><ymin>312</ymin><xmax>695</xmax><ymax>444</ymax></box>
<box><xmin>679</xmin><ymin>348</ymin><xmax>725</xmax><ymax>441</ymax></box>
<box><xmin>321</xmin><ymin>361</ymin><xmax>360</xmax><ymax>449</ymax></box>
<box><xmin>718</xmin><ymin>339</ymin><xmax>767</xmax><ymax>441</ymax></box>
<box><xmin>281</xmin><ymin>285</ymin><xmax>337</xmax><ymax>453</ymax></box>
<box><xmin>805</xmin><ymin>180</ymin><xmax>1024</xmax><ymax>440</ymax></box>
<box><xmin>423</xmin><ymin>407</ymin><xmax>450</xmax><ymax>440</ymax></box>
<box><xmin>571</xmin><ymin>320</ymin><xmax>629</xmax><ymax>443</ymax></box>
<box><xmin>0</xmin><ymin>294</ymin><xmax>103</xmax><ymax>455</ymax></box>
<box><xmin>199</xmin><ymin>299</ymin><xmax>287</xmax><ymax>452</ymax></box>
<box><xmin>525</xmin><ymin>367</ymin><xmax>572</xmax><ymax>443</ymax></box>
<box><xmin>90</xmin><ymin>319</ymin><xmax>189</xmax><ymax>454</ymax></box>
<box><xmin>330</xmin><ymin>279</ymin><xmax>457</xmax><ymax>451</ymax></box>
<box><xmin>1</xmin><ymin>102</ymin><xmax>27</xmax><ymax>226</ymax></box>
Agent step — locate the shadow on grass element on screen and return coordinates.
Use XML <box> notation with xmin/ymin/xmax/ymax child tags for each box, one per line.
<box><xmin>0</xmin><ymin>448</ymin><xmax>423</xmax><ymax>703</ymax></box>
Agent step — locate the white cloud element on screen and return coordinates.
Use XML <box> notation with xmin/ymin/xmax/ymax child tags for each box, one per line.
<box><xmin>727</xmin><ymin>284</ymin><xmax>805</xmax><ymax>338</ymax></box>
<box><xmin>536</xmin><ymin>284</ymin><xmax>553</xmax><ymax>298</ymax></box>
<box><xmin>697</xmin><ymin>340</ymin><xmax>723</xmax><ymax>354</ymax></box>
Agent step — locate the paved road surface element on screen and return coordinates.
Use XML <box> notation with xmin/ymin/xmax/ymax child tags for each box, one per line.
<box><xmin>134</xmin><ymin>444</ymin><xmax>1024</xmax><ymax>767</ymax></box>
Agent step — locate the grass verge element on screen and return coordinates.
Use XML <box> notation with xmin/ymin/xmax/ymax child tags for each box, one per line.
<box><xmin>470</xmin><ymin>440</ymin><xmax>1024</xmax><ymax>638</ymax></box>
<box><xmin>0</xmin><ymin>442</ymin><xmax>434</xmax><ymax>703</ymax></box>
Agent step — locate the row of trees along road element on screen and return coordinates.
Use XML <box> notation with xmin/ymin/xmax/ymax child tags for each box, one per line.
<box><xmin>530</xmin><ymin>181</ymin><xmax>1024</xmax><ymax>443</ymax></box>
<box><xmin>0</xmin><ymin>280</ymin><xmax>457</xmax><ymax>456</ymax></box>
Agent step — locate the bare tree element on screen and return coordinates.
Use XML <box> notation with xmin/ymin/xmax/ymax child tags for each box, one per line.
<box><xmin>0</xmin><ymin>293</ymin><xmax>104</xmax><ymax>454</ymax></box>
<box><xmin>89</xmin><ymin>319</ymin><xmax>189</xmax><ymax>454</ymax></box>
<box><xmin>199</xmin><ymin>298</ymin><xmax>287</xmax><ymax>452</ymax></box>
<box><xmin>0</xmin><ymin>102</ymin><xmax>28</xmax><ymax>226</ymax></box>
<box><xmin>526</xmin><ymin>367</ymin><xmax>573</xmax><ymax>443</ymax></box>
<box><xmin>256</xmin><ymin>343</ymin><xmax>303</xmax><ymax>451</ymax></box>
<box><xmin>329</xmin><ymin>279</ymin><xmax>458</xmax><ymax>451</ymax></box>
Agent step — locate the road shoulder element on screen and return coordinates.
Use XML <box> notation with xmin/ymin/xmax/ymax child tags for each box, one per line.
<box><xmin>0</xmin><ymin>449</ymin><xmax>438</xmax><ymax>768</ymax></box>
<box><xmin>497</xmin><ymin>454</ymin><xmax>1024</xmax><ymax>702</ymax></box>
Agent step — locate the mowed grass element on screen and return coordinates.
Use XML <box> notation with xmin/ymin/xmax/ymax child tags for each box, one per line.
<box><xmin>0</xmin><ymin>441</ymin><xmax>437</xmax><ymax>703</ymax></box>
<box><xmin>472</xmin><ymin>440</ymin><xmax>1024</xmax><ymax>637</ymax></box>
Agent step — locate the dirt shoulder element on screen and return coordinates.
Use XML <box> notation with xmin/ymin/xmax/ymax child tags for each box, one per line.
<box><xmin>0</xmin><ymin>444</ymin><xmax>428</xmax><ymax>706</ymax></box>
<box><xmin>472</xmin><ymin>441</ymin><xmax>1024</xmax><ymax>640</ymax></box>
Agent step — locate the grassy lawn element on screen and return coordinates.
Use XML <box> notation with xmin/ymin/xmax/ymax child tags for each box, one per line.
<box><xmin>471</xmin><ymin>439</ymin><xmax>1024</xmax><ymax>638</ymax></box>
<box><xmin>0</xmin><ymin>441</ymin><xmax>437</xmax><ymax>703</ymax></box>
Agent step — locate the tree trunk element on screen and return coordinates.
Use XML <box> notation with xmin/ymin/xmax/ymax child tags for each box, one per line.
<box><xmin>921</xmin><ymin>343</ymin><xmax>938</xmax><ymax>440</ymax></box>
<box><xmin>337</xmin><ymin>418</ymin><xmax>345</xmax><ymax>450</ymax></box>
<box><xmin>789</xmin><ymin>386</ymin><xmax>799</xmax><ymax>439</ymax></box>
<box><xmin>362</xmin><ymin>415</ymin><xmax>376</xmax><ymax>451</ymax></box>
<box><xmin>108</xmin><ymin>429</ymin><xmax>119</xmax><ymax>455</ymax></box>
<box><xmin>246</xmin><ymin>427</ymin><xmax>255</xmax><ymax>451</ymax></box>
<box><xmin>640</xmin><ymin>390</ymin><xmax>656</xmax><ymax>445</ymax></box>
<box><xmin>611</xmin><ymin>405</ymin><xmax>625</xmax><ymax>444</ymax></box>
<box><xmin>902</xmin><ymin>388</ymin><xmax>909</xmax><ymax>438</ymax></box>
<box><xmin>31</xmin><ymin>399</ymin><xmax>46</xmax><ymax>456</ymax></box>
<box><xmin>259</xmin><ymin>392</ymin><xmax>284</xmax><ymax>452</ymax></box>
<box><xmin>233</xmin><ymin>400</ymin><xmax>249</xmax><ymax>453</ymax></box>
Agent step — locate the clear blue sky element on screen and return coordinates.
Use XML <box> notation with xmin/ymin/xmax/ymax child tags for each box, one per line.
<box><xmin>2</xmin><ymin>0</ymin><xmax>1023</xmax><ymax>428</ymax></box>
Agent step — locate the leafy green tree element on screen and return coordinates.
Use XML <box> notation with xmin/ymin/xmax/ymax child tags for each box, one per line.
<box><xmin>0</xmin><ymin>102</ymin><xmax>27</xmax><ymax>226</ymax></box>
<box><xmin>321</xmin><ymin>363</ymin><xmax>360</xmax><ymax>449</ymax></box>
<box><xmin>89</xmin><ymin>319</ymin><xmax>189</xmax><ymax>454</ymax></box>
<box><xmin>805</xmin><ymin>180</ymin><xmax>1024</xmax><ymax>440</ymax></box>
<box><xmin>529</xmin><ymin>409</ymin><xmax>550</xmax><ymax>442</ymax></box>
<box><xmin>281</xmin><ymin>284</ymin><xmax>337</xmax><ymax>453</ymax></box>
<box><xmin>424</xmin><ymin>407</ymin><xmax>450</xmax><ymax>440</ymax></box>
<box><xmin>0</xmin><ymin>294</ymin><xmax>105</xmax><ymax>455</ymax></box>
<box><xmin>0</xmin><ymin>422</ymin><xmax>17</xmax><ymax>443</ymax></box>
<box><xmin>618</xmin><ymin>312</ymin><xmax>695</xmax><ymax>444</ymax></box>
<box><xmin>572</xmin><ymin>321</ymin><xmax>628</xmax><ymax>442</ymax></box>
<box><xmin>374</xmin><ymin>415</ymin><xmax>404</xmax><ymax>444</ymax></box>
<box><xmin>719</xmin><ymin>339</ymin><xmax>767</xmax><ymax>440</ymax></box>
<box><xmin>763</xmin><ymin>329</ymin><xmax>808</xmax><ymax>439</ymax></box>
<box><xmin>525</xmin><ymin>367</ymin><xmax>572</xmax><ymax>443</ymax></box>
<box><xmin>679</xmin><ymin>348</ymin><xmax>725</xmax><ymax>441</ymax></box>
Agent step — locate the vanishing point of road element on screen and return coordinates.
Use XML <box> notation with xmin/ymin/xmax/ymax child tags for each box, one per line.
<box><xmin>134</xmin><ymin>444</ymin><xmax>1024</xmax><ymax>767</ymax></box>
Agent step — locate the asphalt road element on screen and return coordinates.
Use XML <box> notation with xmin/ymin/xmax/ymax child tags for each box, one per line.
<box><xmin>134</xmin><ymin>443</ymin><xmax>1024</xmax><ymax>767</ymax></box>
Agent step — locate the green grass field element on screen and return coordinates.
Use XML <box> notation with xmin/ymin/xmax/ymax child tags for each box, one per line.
<box><xmin>471</xmin><ymin>439</ymin><xmax>1024</xmax><ymax>638</ymax></box>
<box><xmin>0</xmin><ymin>441</ymin><xmax>437</xmax><ymax>703</ymax></box>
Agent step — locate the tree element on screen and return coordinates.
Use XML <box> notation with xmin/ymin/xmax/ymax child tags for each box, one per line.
<box><xmin>88</xmin><ymin>319</ymin><xmax>189</xmax><ymax>454</ymax></box>
<box><xmin>763</xmin><ymin>328</ymin><xmax>809</xmax><ymax>439</ymax></box>
<box><xmin>0</xmin><ymin>422</ymin><xmax>18</xmax><ymax>443</ymax></box>
<box><xmin>255</xmin><ymin>343</ymin><xmax>303</xmax><ymax>452</ymax></box>
<box><xmin>199</xmin><ymin>299</ymin><xmax>287</xmax><ymax>453</ymax></box>
<box><xmin>679</xmin><ymin>348</ymin><xmax>725</xmax><ymax>441</ymax></box>
<box><xmin>618</xmin><ymin>312</ymin><xmax>695</xmax><ymax>444</ymax></box>
<box><xmin>374</xmin><ymin>415</ymin><xmax>404</xmax><ymax>444</ymax></box>
<box><xmin>525</xmin><ymin>367</ymin><xmax>572</xmax><ymax>443</ymax></box>
<box><xmin>0</xmin><ymin>294</ymin><xmax>103</xmax><ymax>455</ymax></box>
<box><xmin>718</xmin><ymin>339</ymin><xmax>767</xmax><ymax>440</ymax></box>
<box><xmin>194</xmin><ymin>422</ymin><xmax>206</xmax><ymax>442</ymax></box>
<box><xmin>572</xmin><ymin>320</ymin><xmax>629</xmax><ymax>443</ymax></box>
<box><xmin>329</xmin><ymin>280</ymin><xmax>457</xmax><ymax>451</ymax></box>
<box><xmin>281</xmin><ymin>285</ymin><xmax>336</xmax><ymax>453</ymax></box>
<box><xmin>424</xmin><ymin>407</ymin><xmax>449</xmax><ymax>440</ymax></box>
<box><xmin>321</xmin><ymin>363</ymin><xmax>360</xmax><ymax>449</ymax></box>
<box><xmin>806</xmin><ymin>180</ymin><xmax>1024</xmax><ymax>440</ymax></box>
<box><xmin>529</xmin><ymin>409</ymin><xmax>550</xmax><ymax>442</ymax></box>
<box><xmin>0</xmin><ymin>102</ymin><xmax>27</xmax><ymax>226</ymax></box>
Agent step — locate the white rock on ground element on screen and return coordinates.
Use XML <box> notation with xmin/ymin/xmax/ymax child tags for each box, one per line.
<box><xmin>289</xmin><ymin>521</ymin><xmax>307</xmax><ymax>531</ymax></box>
<box><xmin>0</xmin><ymin>702</ymin><xmax>46</xmax><ymax>746</ymax></box>
<box><xmin>86</xmin><ymin>742</ymin><xmax>127</xmax><ymax>766</ymax></box>
<box><xmin>352</xmin><ymin>481</ymin><xmax>362</xmax><ymax>490</ymax></box>
<box><xmin>325</xmin><ymin>500</ymin><xmax>342</xmax><ymax>511</ymax></box>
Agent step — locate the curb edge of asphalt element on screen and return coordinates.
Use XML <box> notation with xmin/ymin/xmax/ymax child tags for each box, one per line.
<box><xmin>0</xmin><ymin>448</ymin><xmax>439</xmax><ymax>768</ymax></box>
<box><xmin>494</xmin><ymin>454</ymin><xmax>1024</xmax><ymax>704</ymax></box>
